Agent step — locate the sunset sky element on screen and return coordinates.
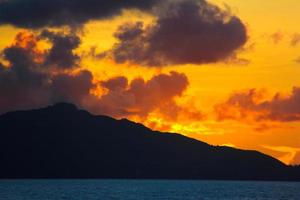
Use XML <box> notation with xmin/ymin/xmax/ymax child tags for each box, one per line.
<box><xmin>0</xmin><ymin>0</ymin><xmax>300</xmax><ymax>165</ymax></box>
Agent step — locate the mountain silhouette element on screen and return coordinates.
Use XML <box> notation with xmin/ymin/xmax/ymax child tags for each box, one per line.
<box><xmin>0</xmin><ymin>103</ymin><xmax>299</xmax><ymax>180</ymax></box>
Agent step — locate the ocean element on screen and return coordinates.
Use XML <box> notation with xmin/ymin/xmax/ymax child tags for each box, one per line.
<box><xmin>0</xmin><ymin>180</ymin><xmax>299</xmax><ymax>200</ymax></box>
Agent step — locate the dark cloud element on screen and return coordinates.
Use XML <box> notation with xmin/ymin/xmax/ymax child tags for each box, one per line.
<box><xmin>0</xmin><ymin>0</ymin><xmax>158</xmax><ymax>28</ymax></box>
<box><xmin>101</xmin><ymin>76</ymin><xmax>128</xmax><ymax>91</ymax></box>
<box><xmin>51</xmin><ymin>70</ymin><xmax>94</xmax><ymax>103</ymax></box>
<box><xmin>40</xmin><ymin>30</ymin><xmax>81</xmax><ymax>69</ymax></box>
<box><xmin>215</xmin><ymin>87</ymin><xmax>300</xmax><ymax>122</ymax></box>
<box><xmin>109</xmin><ymin>0</ymin><xmax>247</xmax><ymax>66</ymax></box>
<box><xmin>0</xmin><ymin>31</ymin><xmax>93</xmax><ymax>113</ymax></box>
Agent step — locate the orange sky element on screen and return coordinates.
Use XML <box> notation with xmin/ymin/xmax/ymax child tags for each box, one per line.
<box><xmin>0</xmin><ymin>0</ymin><xmax>300</xmax><ymax>165</ymax></box>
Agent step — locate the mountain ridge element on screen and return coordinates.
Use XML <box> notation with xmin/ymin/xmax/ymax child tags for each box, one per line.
<box><xmin>0</xmin><ymin>103</ymin><xmax>299</xmax><ymax>181</ymax></box>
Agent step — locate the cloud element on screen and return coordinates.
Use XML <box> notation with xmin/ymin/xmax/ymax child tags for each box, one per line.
<box><xmin>86</xmin><ymin>71</ymin><xmax>204</xmax><ymax>122</ymax></box>
<box><xmin>269</xmin><ymin>31</ymin><xmax>284</xmax><ymax>44</ymax></box>
<box><xmin>40</xmin><ymin>30</ymin><xmax>81</xmax><ymax>69</ymax></box>
<box><xmin>90</xmin><ymin>71</ymin><xmax>187</xmax><ymax>116</ymax></box>
<box><xmin>101</xmin><ymin>76</ymin><xmax>128</xmax><ymax>92</ymax></box>
<box><xmin>215</xmin><ymin>87</ymin><xmax>300</xmax><ymax>122</ymax></box>
<box><xmin>51</xmin><ymin>70</ymin><xmax>94</xmax><ymax>103</ymax></box>
<box><xmin>291</xmin><ymin>33</ymin><xmax>300</xmax><ymax>46</ymax></box>
<box><xmin>0</xmin><ymin>31</ymin><xmax>203</xmax><ymax>126</ymax></box>
<box><xmin>0</xmin><ymin>32</ymin><xmax>48</xmax><ymax>112</ymax></box>
<box><xmin>0</xmin><ymin>0</ymin><xmax>158</xmax><ymax>28</ymax></box>
<box><xmin>0</xmin><ymin>30</ymin><xmax>93</xmax><ymax>113</ymax></box>
<box><xmin>107</xmin><ymin>0</ymin><xmax>247</xmax><ymax>66</ymax></box>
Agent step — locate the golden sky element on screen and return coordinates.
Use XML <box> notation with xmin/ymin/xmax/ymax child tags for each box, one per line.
<box><xmin>0</xmin><ymin>0</ymin><xmax>300</xmax><ymax>164</ymax></box>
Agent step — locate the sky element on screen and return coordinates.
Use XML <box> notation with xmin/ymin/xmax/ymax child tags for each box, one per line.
<box><xmin>0</xmin><ymin>0</ymin><xmax>300</xmax><ymax>165</ymax></box>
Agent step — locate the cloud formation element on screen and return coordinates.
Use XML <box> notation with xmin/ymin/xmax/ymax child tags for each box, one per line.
<box><xmin>215</xmin><ymin>87</ymin><xmax>300</xmax><ymax>122</ymax></box>
<box><xmin>87</xmin><ymin>71</ymin><xmax>203</xmax><ymax>121</ymax></box>
<box><xmin>0</xmin><ymin>0</ymin><xmax>158</xmax><ymax>28</ymax></box>
<box><xmin>0</xmin><ymin>31</ymin><xmax>94</xmax><ymax>113</ymax></box>
<box><xmin>51</xmin><ymin>70</ymin><xmax>94</xmax><ymax>103</ymax></box>
<box><xmin>0</xmin><ymin>31</ymin><xmax>203</xmax><ymax>125</ymax></box>
<box><xmin>108</xmin><ymin>0</ymin><xmax>247</xmax><ymax>66</ymax></box>
<box><xmin>40</xmin><ymin>30</ymin><xmax>81</xmax><ymax>69</ymax></box>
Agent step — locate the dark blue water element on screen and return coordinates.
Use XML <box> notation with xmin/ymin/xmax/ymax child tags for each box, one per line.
<box><xmin>0</xmin><ymin>180</ymin><xmax>299</xmax><ymax>200</ymax></box>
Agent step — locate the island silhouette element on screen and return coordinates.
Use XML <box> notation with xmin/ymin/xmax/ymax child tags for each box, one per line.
<box><xmin>0</xmin><ymin>103</ymin><xmax>299</xmax><ymax>180</ymax></box>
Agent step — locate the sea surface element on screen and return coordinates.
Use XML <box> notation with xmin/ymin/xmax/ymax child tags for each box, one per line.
<box><xmin>0</xmin><ymin>180</ymin><xmax>299</xmax><ymax>200</ymax></box>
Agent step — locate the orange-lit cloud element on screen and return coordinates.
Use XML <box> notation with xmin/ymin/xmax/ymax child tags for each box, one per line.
<box><xmin>86</xmin><ymin>71</ymin><xmax>204</xmax><ymax>121</ymax></box>
<box><xmin>215</xmin><ymin>87</ymin><xmax>300</xmax><ymax>123</ymax></box>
